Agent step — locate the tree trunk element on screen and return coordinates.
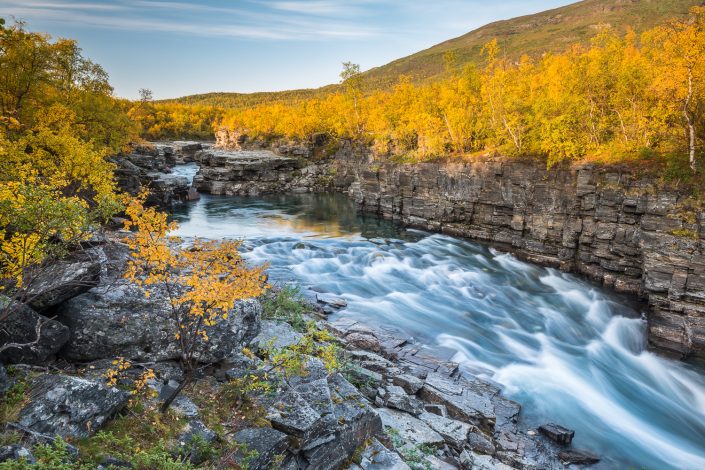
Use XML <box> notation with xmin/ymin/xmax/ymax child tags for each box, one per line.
<box><xmin>684</xmin><ymin>70</ymin><xmax>697</xmax><ymax>172</ymax></box>
<box><xmin>160</xmin><ymin>370</ymin><xmax>191</xmax><ymax>413</ymax></box>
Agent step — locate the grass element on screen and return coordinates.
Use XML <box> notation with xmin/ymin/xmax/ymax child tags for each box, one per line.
<box><xmin>261</xmin><ymin>285</ymin><xmax>308</xmax><ymax>332</ymax></box>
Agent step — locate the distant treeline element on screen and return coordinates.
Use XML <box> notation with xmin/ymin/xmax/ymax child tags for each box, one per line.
<box><xmin>132</xmin><ymin>8</ymin><xmax>705</xmax><ymax>181</ymax></box>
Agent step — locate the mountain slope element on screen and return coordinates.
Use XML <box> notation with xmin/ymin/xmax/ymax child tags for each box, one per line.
<box><xmin>167</xmin><ymin>0</ymin><xmax>701</xmax><ymax>107</ymax></box>
<box><xmin>361</xmin><ymin>0</ymin><xmax>701</xmax><ymax>89</ymax></box>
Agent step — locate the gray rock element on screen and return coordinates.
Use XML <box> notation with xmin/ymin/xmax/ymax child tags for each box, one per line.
<box><xmin>377</xmin><ymin>408</ymin><xmax>444</xmax><ymax>447</ymax></box>
<box><xmin>154</xmin><ymin>380</ymin><xmax>199</xmax><ymax>417</ymax></box>
<box><xmin>231</xmin><ymin>427</ymin><xmax>289</xmax><ymax>470</ymax></box>
<box><xmin>558</xmin><ymin>448</ymin><xmax>600</xmax><ymax>465</ymax></box>
<box><xmin>357</xmin><ymin>438</ymin><xmax>410</xmax><ymax>470</ymax></box>
<box><xmin>0</xmin><ymin>445</ymin><xmax>35</xmax><ymax>464</ymax></box>
<box><xmin>0</xmin><ymin>363</ymin><xmax>13</xmax><ymax>397</ymax></box>
<box><xmin>177</xmin><ymin>419</ymin><xmax>218</xmax><ymax>465</ymax></box>
<box><xmin>382</xmin><ymin>385</ymin><xmax>424</xmax><ymax>416</ymax></box>
<box><xmin>392</xmin><ymin>374</ymin><xmax>424</xmax><ymax>395</ymax></box>
<box><xmin>267</xmin><ymin>388</ymin><xmax>322</xmax><ymax>439</ymax></box>
<box><xmin>467</xmin><ymin>428</ymin><xmax>496</xmax><ymax>455</ymax></box>
<box><xmin>56</xmin><ymin>283</ymin><xmax>261</xmax><ymax>362</ymax></box>
<box><xmin>460</xmin><ymin>451</ymin><xmax>514</xmax><ymax>470</ymax></box>
<box><xmin>345</xmin><ymin>332</ymin><xmax>382</xmax><ymax>353</ymax></box>
<box><xmin>25</xmin><ymin>257</ymin><xmax>101</xmax><ymax>311</ymax></box>
<box><xmin>538</xmin><ymin>423</ymin><xmax>574</xmax><ymax>445</ymax></box>
<box><xmin>252</xmin><ymin>320</ymin><xmax>303</xmax><ymax>352</ymax></box>
<box><xmin>417</xmin><ymin>411</ymin><xmax>471</xmax><ymax>450</ymax></box>
<box><xmin>301</xmin><ymin>374</ymin><xmax>382</xmax><ymax>469</ymax></box>
<box><xmin>17</xmin><ymin>374</ymin><xmax>129</xmax><ymax>439</ymax></box>
<box><xmin>419</xmin><ymin>373</ymin><xmax>497</xmax><ymax>432</ymax></box>
<box><xmin>316</xmin><ymin>293</ymin><xmax>347</xmax><ymax>309</ymax></box>
<box><xmin>0</xmin><ymin>298</ymin><xmax>70</xmax><ymax>364</ymax></box>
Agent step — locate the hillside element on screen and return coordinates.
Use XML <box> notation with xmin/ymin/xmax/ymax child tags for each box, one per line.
<box><xmin>166</xmin><ymin>0</ymin><xmax>701</xmax><ymax>107</ymax></box>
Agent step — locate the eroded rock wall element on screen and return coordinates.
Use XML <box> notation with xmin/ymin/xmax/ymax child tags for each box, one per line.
<box><xmin>206</xmin><ymin>136</ymin><xmax>705</xmax><ymax>361</ymax></box>
<box><xmin>333</xmin><ymin>153</ymin><xmax>705</xmax><ymax>361</ymax></box>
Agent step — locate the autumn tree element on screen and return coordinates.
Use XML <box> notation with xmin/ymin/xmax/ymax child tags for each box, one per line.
<box><xmin>340</xmin><ymin>61</ymin><xmax>364</xmax><ymax>137</ymax></box>
<box><xmin>645</xmin><ymin>7</ymin><xmax>705</xmax><ymax>172</ymax></box>
<box><xmin>122</xmin><ymin>196</ymin><xmax>268</xmax><ymax>411</ymax></box>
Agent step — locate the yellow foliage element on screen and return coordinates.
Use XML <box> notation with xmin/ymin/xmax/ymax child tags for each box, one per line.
<box><xmin>122</xmin><ymin>194</ymin><xmax>269</xmax><ymax>372</ymax></box>
<box><xmin>199</xmin><ymin>8</ymin><xmax>705</xmax><ymax>170</ymax></box>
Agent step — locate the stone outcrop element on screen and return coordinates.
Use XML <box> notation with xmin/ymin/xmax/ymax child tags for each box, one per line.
<box><xmin>17</xmin><ymin>374</ymin><xmax>129</xmax><ymax>439</ymax></box>
<box><xmin>327</xmin><ymin>317</ymin><xmax>575</xmax><ymax>469</ymax></box>
<box><xmin>193</xmin><ymin>148</ymin><xmax>334</xmax><ymax>195</ymax></box>
<box><xmin>56</xmin><ymin>282</ymin><xmax>261</xmax><ymax>362</ymax></box>
<box><xmin>25</xmin><ymin>255</ymin><xmax>102</xmax><ymax>312</ymax></box>
<box><xmin>0</xmin><ymin>298</ymin><xmax>70</xmax><ymax>365</ymax></box>
<box><xmin>113</xmin><ymin>141</ymin><xmax>203</xmax><ymax>207</ymax></box>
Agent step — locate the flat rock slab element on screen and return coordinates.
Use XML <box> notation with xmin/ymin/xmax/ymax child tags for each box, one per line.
<box><xmin>357</xmin><ymin>438</ymin><xmax>410</xmax><ymax>470</ymax></box>
<box><xmin>419</xmin><ymin>373</ymin><xmax>498</xmax><ymax>432</ymax></box>
<box><xmin>418</xmin><ymin>411</ymin><xmax>471</xmax><ymax>450</ymax></box>
<box><xmin>316</xmin><ymin>293</ymin><xmax>347</xmax><ymax>309</ymax></box>
<box><xmin>17</xmin><ymin>374</ymin><xmax>129</xmax><ymax>439</ymax></box>
<box><xmin>377</xmin><ymin>408</ymin><xmax>444</xmax><ymax>447</ymax></box>
<box><xmin>231</xmin><ymin>427</ymin><xmax>290</xmax><ymax>470</ymax></box>
<box><xmin>253</xmin><ymin>320</ymin><xmax>303</xmax><ymax>351</ymax></box>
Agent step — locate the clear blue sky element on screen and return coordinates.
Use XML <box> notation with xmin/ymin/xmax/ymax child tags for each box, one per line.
<box><xmin>0</xmin><ymin>0</ymin><xmax>573</xmax><ymax>99</ymax></box>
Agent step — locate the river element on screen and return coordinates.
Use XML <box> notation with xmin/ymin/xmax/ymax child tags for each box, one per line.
<box><xmin>171</xmin><ymin>186</ymin><xmax>705</xmax><ymax>469</ymax></box>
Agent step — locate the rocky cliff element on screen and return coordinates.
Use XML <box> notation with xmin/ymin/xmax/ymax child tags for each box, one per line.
<box><xmin>203</xmin><ymin>137</ymin><xmax>705</xmax><ymax>362</ymax></box>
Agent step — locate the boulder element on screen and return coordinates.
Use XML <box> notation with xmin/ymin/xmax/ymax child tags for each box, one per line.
<box><xmin>538</xmin><ymin>423</ymin><xmax>574</xmax><ymax>445</ymax></box>
<box><xmin>558</xmin><ymin>448</ymin><xmax>600</xmax><ymax>465</ymax></box>
<box><xmin>0</xmin><ymin>299</ymin><xmax>70</xmax><ymax>364</ymax></box>
<box><xmin>231</xmin><ymin>427</ymin><xmax>290</xmax><ymax>469</ymax></box>
<box><xmin>153</xmin><ymin>379</ymin><xmax>199</xmax><ymax>418</ymax></box>
<box><xmin>56</xmin><ymin>283</ymin><xmax>261</xmax><ymax>362</ymax></box>
<box><xmin>252</xmin><ymin>320</ymin><xmax>303</xmax><ymax>352</ymax></box>
<box><xmin>17</xmin><ymin>374</ymin><xmax>129</xmax><ymax>439</ymax></box>
<box><xmin>25</xmin><ymin>257</ymin><xmax>102</xmax><ymax>311</ymax></box>
<box><xmin>357</xmin><ymin>438</ymin><xmax>410</xmax><ymax>470</ymax></box>
<box><xmin>0</xmin><ymin>445</ymin><xmax>35</xmax><ymax>464</ymax></box>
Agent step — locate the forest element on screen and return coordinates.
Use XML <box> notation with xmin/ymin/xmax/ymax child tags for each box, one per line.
<box><xmin>135</xmin><ymin>7</ymin><xmax>705</xmax><ymax>176</ymax></box>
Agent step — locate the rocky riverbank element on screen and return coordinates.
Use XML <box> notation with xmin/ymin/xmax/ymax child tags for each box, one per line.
<box><xmin>0</xmin><ymin>228</ymin><xmax>592</xmax><ymax>469</ymax></box>
<box><xmin>199</xmin><ymin>135</ymin><xmax>705</xmax><ymax>362</ymax></box>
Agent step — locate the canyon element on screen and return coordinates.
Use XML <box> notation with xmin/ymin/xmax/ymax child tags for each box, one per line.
<box><xmin>196</xmin><ymin>133</ymin><xmax>705</xmax><ymax>362</ymax></box>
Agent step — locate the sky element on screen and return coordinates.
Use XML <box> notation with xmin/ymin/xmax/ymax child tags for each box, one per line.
<box><xmin>0</xmin><ymin>0</ymin><xmax>574</xmax><ymax>99</ymax></box>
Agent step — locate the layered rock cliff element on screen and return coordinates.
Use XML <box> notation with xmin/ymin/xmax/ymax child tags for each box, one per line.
<box><xmin>200</xmin><ymin>137</ymin><xmax>705</xmax><ymax>361</ymax></box>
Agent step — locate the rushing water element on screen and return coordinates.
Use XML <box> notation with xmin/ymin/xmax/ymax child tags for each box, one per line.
<box><xmin>171</xmin><ymin>191</ymin><xmax>705</xmax><ymax>470</ymax></box>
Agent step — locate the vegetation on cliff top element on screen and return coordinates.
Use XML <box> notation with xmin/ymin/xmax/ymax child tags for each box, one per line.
<box><xmin>207</xmin><ymin>8</ymin><xmax>705</xmax><ymax>175</ymax></box>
